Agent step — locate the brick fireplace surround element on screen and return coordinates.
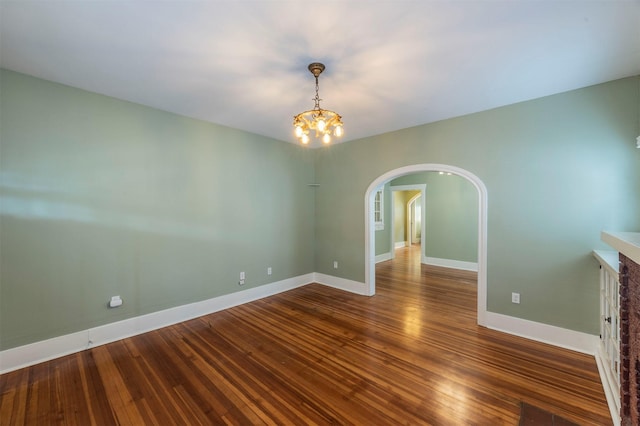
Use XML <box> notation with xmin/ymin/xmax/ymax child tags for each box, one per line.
<box><xmin>620</xmin><ymin>253</ymin><xmax>640</xmax><ymax>426</ymax></box>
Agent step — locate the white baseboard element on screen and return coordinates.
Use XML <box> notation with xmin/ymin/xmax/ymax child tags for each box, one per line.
<box><xmin>0</xmin><ymin>274</ymin><xmax>314</xmax><ymax>374</ymax></box>
<box><xmin>375</xmin><ymin>252</ymin><xmax>392</xmax><ymax>263</ymax></box>
<box><xmin>313</xmin><ymin>272</ymin><xmax>369</xmax><ymax>296</ymax></box>
<box><xmin>0</xmin><ymin>273</ymin><xmax>602</xmax><ymax>382</ymax></box>
<box><xmin>424</xmin><ymin>256</ymin><xmax>478</xmax><ymax>272</ymax></box>
<box><xmin>484</xmin><ymin>311</ymin><xmax>599</xmax><ymax>355</ymax></box>
<box><xmin>395</xmin><ymin>241</ymin><xmax>407</xmax><ymax>249</ymax></box>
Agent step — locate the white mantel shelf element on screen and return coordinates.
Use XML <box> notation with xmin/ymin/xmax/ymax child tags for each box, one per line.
<box><xmin>602</xmin><ymin>231</ymin><xmax>640</xmax><ymax>265</ymax></box>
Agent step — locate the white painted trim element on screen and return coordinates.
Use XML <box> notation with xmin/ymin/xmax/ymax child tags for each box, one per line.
<box><xmin>595</xmin><ymin>347</ymin><xmax>621</xmax><ymax>426</ymax></box>
<box><xmin>602</xmin><ymin>231</ymin><xmax>640</xmax><ymax>265</ymax></box>
<box><xmin>375</xmin><ymin>252</ymin><xmax>392</xmax><ymax>263</ymax></box>
<box><xmin>366</xmin><ymin>164</ymin><xmax>488</xmax><ymax>321</ymax></box>
<box><xmin>395</xmin><ymin>241</ymin><xmax>407</xmax><ymax>249</ymax></box>
<box><xmin>0</xmin><ymin>331</ymin><xmax>90</xmax><ymax>376</ymax></box>
<box><xmin>389</xmin><ymin>184</ymin><xmax>424</xmax><ymax>191</ymax></box>
<box><xmin>0</xmin><ymin>274</ymin><xmax>314</xmax><ymax>374</ymax></box>
<box><xmin>313</xmin><ymin>273</ymin><xmax>369</xmax><ymax>296</ymax></box>
<box><xmin>407</xmin><ymin>192</ymin><xmax>422</xmax><ymax>246</ymax></box>
<box><xmin>424</xmin><ymin>256</ymin><xmax>478</xmax><ymax>272</ymax></box>
<box><xmin>484</xmin><ymin>311</ymin><xmax>599</xmax><ymax>355</ymax></box>
<box><xmin>593</xmin><ymin>250</ymin><xmax>620</xmax><ymax>279</ymax></box>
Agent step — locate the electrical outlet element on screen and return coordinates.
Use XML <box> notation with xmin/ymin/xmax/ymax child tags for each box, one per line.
<box><xmin>511</xmin><ymin>292</ymin><xmax>520</xmax><ymax>304</ymax></box>
<box><xmin>109</xmin><ymin>295</ymin><xmax>123</xmax><ymax>308</ymax></box>
<box><xmin>240</xmin><ymin>271</ymin><xmax>245</xmax><ymax>280</ymax></box>
<box><xmin>333</xmin><ymin>261</ymin><xmax>338</xmax><ymax>269</ymax></box>
<box><xmin>267</xmin><ymin>267</ymin><xmax>272</xmax><ymax>275</ymax></box>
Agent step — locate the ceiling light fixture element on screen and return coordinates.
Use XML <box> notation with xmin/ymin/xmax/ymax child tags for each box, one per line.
<box><xmin>293</xmin><ymin>63</ymin><xmax>343</xmax><ymax>145</ymax></box>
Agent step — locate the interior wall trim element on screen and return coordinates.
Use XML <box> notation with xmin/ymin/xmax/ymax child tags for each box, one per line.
<box><xmin>0</xmin><ymin>273</ymin><xmax>314</xmax><ymax>374</ymax></box>
<box><xmin>484</xmin><ymin>311</ymin><xmax>598</xmax><ymax>355</ymax></box>
<box><xmin>0</xmin><ymin>274</ymin><xmax>599</xmax><ymax>376</ymax></box>
<box><xmin>423</xmin><ymin>257</ymin><xmax>479</xmax><ymax>272</ymax></box>
<box><xmin>375</xmin><ymin>252</ymin><xmax>393</xmax><ymax>263</ymax></box>
<box><xmin>313</xmin><ymin>273</ymin><xmax>369</xmax><ymax>295</ymax></box>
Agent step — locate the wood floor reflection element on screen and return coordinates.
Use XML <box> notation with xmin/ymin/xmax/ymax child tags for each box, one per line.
<box><xmin>0</xmin><ymin>245</ymin><xmax>611</xmax><ymax>425</ymax></box>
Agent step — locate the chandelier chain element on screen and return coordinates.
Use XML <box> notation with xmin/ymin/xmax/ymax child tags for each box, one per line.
<box><xmin>314</xmin><ymin>76</ymin><xmax>322</xmax><ymax>111</ymax></box>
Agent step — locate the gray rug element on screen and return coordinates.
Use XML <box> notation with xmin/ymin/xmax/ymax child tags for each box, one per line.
<box><xmin>519</xmin><ymin>402</ymin><xmax>578</xmax><ymax>426</ymax></box>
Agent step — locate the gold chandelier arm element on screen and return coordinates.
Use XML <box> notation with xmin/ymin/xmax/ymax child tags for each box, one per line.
<box><xmin>294</xmin><ymin>109</ymin><xmax>343</xmax><ymax>136</ymax></box>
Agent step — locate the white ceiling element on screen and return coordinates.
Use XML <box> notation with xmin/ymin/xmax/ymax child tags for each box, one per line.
<box><xmin>1</xmin><ymin>1</ymin><xmax>639</xmax><ymax>147</ymax></box>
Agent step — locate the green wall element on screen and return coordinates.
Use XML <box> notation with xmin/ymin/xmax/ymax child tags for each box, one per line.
<box><xmin>314</xmin><ymin>76</ymin><xmax>640</xmax><ymax>334</ymax></box>
<box><xmin>2</xmin><ymin>69</ymin><xmax>639</xmax><ymax>350</ymax></box>
<box><xmin>392</xmin><ymin>173</ymin><xmax>478</xmax><ymax>263</ymax></box>
<box><xmin>0</xmin><ymin>69</ymin><xmax>316</xmax><ymax>350</ymax></box>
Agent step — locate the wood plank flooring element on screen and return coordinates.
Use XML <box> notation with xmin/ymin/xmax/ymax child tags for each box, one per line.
<box><xmin>1</xmin><ymin>245</ymin><xmax>612</xmax><ymax>425</ymax></box>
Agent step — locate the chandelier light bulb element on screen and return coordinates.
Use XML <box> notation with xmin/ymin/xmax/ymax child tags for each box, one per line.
<box><xmin>334</xmin><ymin>125</ymin><xmax>343</xmax><ymax>137</ymax></box>
<box><xmin>301</xmin><ymin>134</ymin><xmax>310</xmax><ymax>144</ymax></box>
<box><xmin>323</xmin><ymin>133</ymin><xmax>331</xmax><ymax>144</ymax></box>
<box><xmin>295</xmin><ymin>125</ymin><xmax>303</xmax><ymax>138</ymax></box>
<box><xmin>316</xmin><ymin>117</ymin><xmax>326</xmax><ymax>132</ymax></box>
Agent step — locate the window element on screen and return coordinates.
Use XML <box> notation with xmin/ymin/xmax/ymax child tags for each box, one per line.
<box><xmin>374</xmin><ymin>188</ymin><xmax>384</xmax><ymax>230</ymax></box>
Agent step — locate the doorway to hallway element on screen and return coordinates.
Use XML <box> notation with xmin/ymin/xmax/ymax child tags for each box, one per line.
<box><xmin>365</xmin><ymin>163</ymin><xmax>488</xmax><ymax>326</ymax></box>
<box><xmin>390</xmin><ymin>184</ymin><xmax>425</xmax><ymax>263</ymax></box>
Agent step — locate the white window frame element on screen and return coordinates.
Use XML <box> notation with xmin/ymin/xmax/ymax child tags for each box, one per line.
<box><xmin>374</xmin><ymin>188</ymin><xmax>384</xmax><ymax>230</ymax></box>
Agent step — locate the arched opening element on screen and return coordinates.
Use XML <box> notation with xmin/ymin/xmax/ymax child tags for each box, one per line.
<box><xmin>365</xmin><ymin>164</ymin><xmax>488</xmax><ymax>326</ymax></box>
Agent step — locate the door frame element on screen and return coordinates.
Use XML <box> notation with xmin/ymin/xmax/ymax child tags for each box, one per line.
<box><xmin>365</xmin><ymin>164</ymin><xmax>488</xmax><ymax>326</ymax></box>
<box><xmin>389</xmin><ymin>184</ymin><xmax>426</xmax><ymax>261</ymax></box>
<box><xmin>407</xmin><ymin>193</ymin><xmax>422</xmax><ymax>246</ymax></box>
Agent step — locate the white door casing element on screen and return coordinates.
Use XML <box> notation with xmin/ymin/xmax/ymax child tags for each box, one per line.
<box><xmin>408</xmin><ymin>193</ymin><xmax>422</xmax><ymax>245</ymax></box>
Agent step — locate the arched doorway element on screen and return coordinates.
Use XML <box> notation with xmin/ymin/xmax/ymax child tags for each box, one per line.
<box><xmin>365</xmin><ymin>164</ymin><xmax>488</xmax><ymax>326</ymax></box>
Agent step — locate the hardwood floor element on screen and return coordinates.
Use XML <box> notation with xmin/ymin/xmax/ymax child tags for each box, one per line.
<box><xmin>1</xmin><ymin>246</ymin><xmax>611</xmax><ymax>425</ymax></box>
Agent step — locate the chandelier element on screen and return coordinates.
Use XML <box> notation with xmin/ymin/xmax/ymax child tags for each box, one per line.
<box><xmin>293</xmin><ymin>62</ymin><xmax>344</xmax><ymax>145</ymax></box>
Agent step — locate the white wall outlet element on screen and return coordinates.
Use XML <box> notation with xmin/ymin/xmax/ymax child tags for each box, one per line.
<box><xmin>240</xmin><ymin>271</ymin><xmax>245</xmax><ymax>280</ymax></box>
<box><xmin>511</xmin><ymin>292</ymin><xmax>520</xmax><ymax>304</ymax></box>
<box><xmin>109</xmin><ymin>295</ymin><xmax>123</xmax><ymax>308</ymax></box>
<box><xmin>333</xmin><ymin>261</ymin><xmax>338</xmax><ymax>269</ymax></box>
<box><xmin>267</xmin><ymin>267</ymin><xmax>272</xmax><ymax>275</ymax></box>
